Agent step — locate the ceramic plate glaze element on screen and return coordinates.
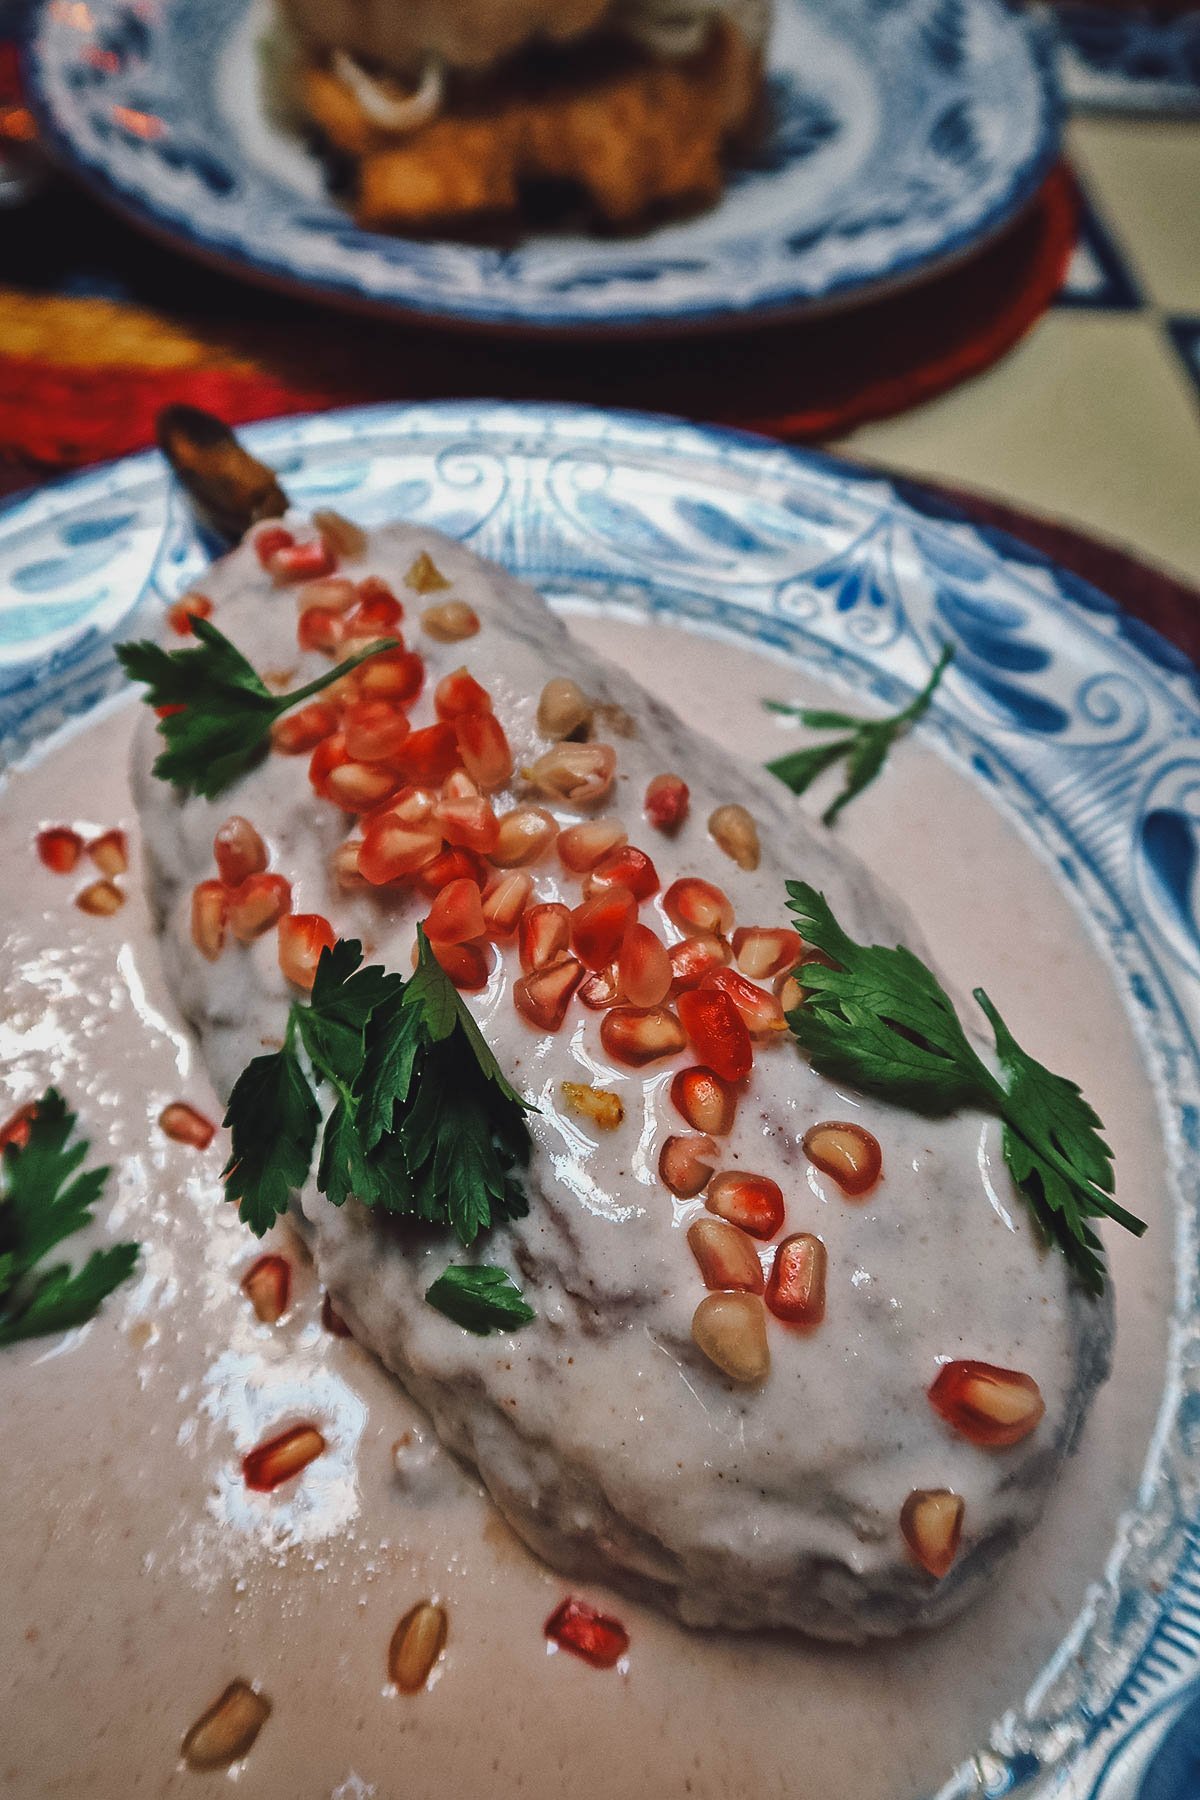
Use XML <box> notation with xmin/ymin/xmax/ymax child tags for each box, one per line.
<box><xmin>24</xmin><ymin>0</ymin><xmax>1057</xmax><ymax>333</ymax></box>
<box><xmin>1</xmin><ymin>403</ymin><xmax>1199</xmax><ymax>1799</ymax></box>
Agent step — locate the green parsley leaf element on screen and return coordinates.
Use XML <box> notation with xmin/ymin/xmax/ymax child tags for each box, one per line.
<box><xmin>767</xmin><ymin>644</ymin><xmax>954</xmax><ymax>826</ymax></box>
<box><xmin>116</xmin><ymin>616</ymin><xmax>398</xmax><ymax>800</ymax></box>
<box><xmin>222</xmin><ymin>1047</ymin><xmax>320</xmax><ymax>1235</ymax></box>
<box><xmin>0</xmin><ymin>1089</ymin><xmax>138</xmax><ymax>1346</ymax></box>
<box><xmin>425</xmin><ymin>1264</ymin><xmax>535</xmax><ymax>1335</ymax></box>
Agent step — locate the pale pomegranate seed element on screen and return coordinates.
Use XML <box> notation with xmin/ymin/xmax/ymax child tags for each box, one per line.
<box><xmin>691</xmin><ymin>1292</ymin><xmax>770</xmax><ymax>1383</ymax></box>
<box><xmin>342</xmin><ymin>699</ymin><xmax>411</xmax><ymax>762</ymax></box>
<box><xmin>436</xmin><ymin>795</ymin><xmax>499</xmax><ymax>855</ymax></box>
<box><xmin>270</xmin><ymin>539</ymin><xmax>336</xmax><ymax>583</ymax></box>
<box><xmin>706</xmin><ymin>1171</ymin><xmax>784</xmax><ymax>1240</ymax></box>
<box><xmin>663</xmin><ymin>876</ymin><xmax>734</xmax><ymax>938</ymax></box>
<box><xmin>560</xmin><ymin>1082</ymin><xmax>624</xmax><ymax>1131</ymax></box>
<box><xmin>524</xmin><ymin>742</ymin><xmax>616</xmax><ymax>809</ymax></box>
<box><xmin>296</xmin><ymin>575</ymin><xmax>358</xmax><ymax>616</ymax></box>
<box><xmin>668</xmin><ymin>933</ymin><xmax>730</xmax><ymax>993</ymax></box>
<box><xmin>395</xmin><ymin>722</ymin><xmax>460</xmax><ymax>788</ymax></box>
<box><xmin>279</xmin><ymin>913</ymin><xmax>337</xmax><ymax>988</ymax></box>
<box><xmin>425</xmin><ymin>878</ymin><xmax>486</xmax><ymax>946</ymax></box>
<box><xmin>358</xmin><ymin>647</ymin><xmax>425</xmax><ymax>704</ymax></box>
<box><xmin>513</xmin><ymin>956</ymin><xmax>584</xmax><ymax>1031</ymax></box>
<box><xmin>776</xmin><ymin>971</ymin><xmax>805</xmax><ymax>1013</ymax></box>
<box><xmin>702</xmin><ymin>967</ymin><xmax>786</xmax><ymax>1035</ymax></box>
<box><xmin>765</xmin><ymin>1234</ymin><xmax>827</xmax><ymax>1325</ymax></box>
<box><xmin>428</xmin><ymin>938</ymin><xmax>492</xmax><ymax>991</ymax></box>
<box><xmin>658</xmin><ymin>1133</ymin><xmax>717</xmax><ymax>1198</ymax></box>
<box><xmin>358</xmin><ymin>812</ymin><xmax>442</xmax><ymax>885</ymax></box>
<box><xmin>296</xmin><ymin>606</ymin><xmax>345</xmax><ymax>655</ymax></box>
<box><xmin>252</xmin><ymin>524</ymin><xmax>293</xmax><ymax>567</ymax></box>
<box><xmin>422</xmin><ymin>600</ymin><xmax>479</xmax><ymax>642</ymax></box>
<box><xmin>167</xmin><ymin>591</ymin><xmax>213</xmax><ymax>636</ymax></box>
<box><xmin>677</xmin><ymin>987</ymin><xmax>752</xmax><ymax>1082</ymax></box>
<box><xmin>492</xmin><ymin>807</ymin><xmax>559</xmax><ymax>868</ymax></box>
<box><xmin>481</xmin><ymin>871</ymin><xmax>532</xmax><ymax>938</ymax></box>
<box><xmin>520</xmin><ymin>902</ymin><xmax>572</xmax><ymax>972</ymax></box>
<box><xmin>802</xmin><ymin>1121</ymin><xmax>882</xmax><ymax>1197</ymax></box>
<box><xmin>455</xmin><ymin>712</ymin><xmax>512</xmax><ymax>791</ymax></box>
<box><xmin>570</xmin><ymin>885</ymin><xmax>636</xmax><ymax>971</ymax></box>
<box><xmin>687</xmin><ymin>1218</ymin><xmax>765</xmax><ymax>1294</ymax></box>
<box><xmin>75</xmin><ymin>878</ymin><xmax>124</xmax><ymax>916</ymax></box>
<box><xmin>644</xmin><ymin>773</ymin><xmax>689</xmax><ymax>833</ymax></box>
<box><xmin>241</xmin><ymin>1254</ymin><xmax>291</xmax><ymax>1324</ymax></box>
<box><xmin>670</xmin><ymin>1065</ymin><xmax>737</xmax><ymax>1136</ymax></box>
<box><xmin>389</xmin><ymin>1601</ymin><xmax>448</xmax><ymax>1693</ymax></box>
<box><xmin>557</xmin><ymin>818</ymin><xmax>627</xmax><ymax>874</ymax></box>
<box><xmin>242</xmin><ymin>1423</ymin><xmax>326</xmax><ymax>1492</ymax></box>
<box><xmin>599</xmin><ymin>1006</ymin><xmax>686</xmax><ymax>1068</ymax></box>
<box><xmin>405</xmin><ymin>551</ymin><xmax>450</xmax><ymax>593</ymax></box>
<box><xmin>733</xmin><ymin>926</ymin><xmax>804</xmax><ymax>981</ymax></box>
<box><xmin>537</xmin><ymin>677</ymin><xmax>592</xmax><ymax>741</ymax></box>
<box><xmin>928</xmin><ymin>1362</ymin><xmax>1046</xmax><ymax>1448</ymax></box>
<box><xmin>86</xmin><ymin>828</ymin><xmax>129</xmax><ymax>878</ymax></box>
<box><xmin>331</xmin><ymin>840</ymin><xmax>369</xmax><ymax>891</ymax></box>
<box><xmin>322</xmin><ymin>1293</ymin><xmax>352</xmax><ymax>1336</ymax></box>
<box><xmin>901</xmin><ymin>1490</ymin><xmax>965</xmax><ymax>1579</ymax></box>
<box><xmin>415</xmin><ymin>846</ymin><xmax>487</xmax><ymax>897</ymax></box>
<box><xmin>586</xmin><ymin>844</ymin><xmax>659</xmax><ymax>902</ymax></box>
<box><xmin>0</xmin><ymin>1102</ymin><xmax>38</xmax><ymax>1153</ymax></box>
<box><xmin>227</xmin><ymin>873</ymin><xmax>292</xmax><ymax>942</ymax></box>
<box><xmin>36</xmin><ymin>826</ymin><xmax>83</xmax><ymax>873</ymax></box>
<box><xmin>434</xmin><ymin>667</ymin><xmax>492</xmax><ymax>720</ymax></box>
<box><xmin>708</xmin><ymin>803</ymin><xmax>760</xmax><ymax>871</ymax></box>
<box><xmin>578</xmin><ymin>965</ymin><xmax>623</xmax><ymax>1009</ymax></box>
<box><xmin>271</xmin><ymin>701</ymin><xmax>337</xmax><ymax>755</ymax></box>
<box><xmin>312</xmin><ymin>508</ymin><xmax>368</xmax><ymax>558</ymax></box>
<box><xmin>159</xmin><ymin>1101</ymin><xmax>216</xmax><ymax>1150</ymax></box>
<box><xmin>618</xmin><ymin>922</ymin><xmax>672</xmax><ymax>1008</ymax></box>
<box><xmin>213</xmin><ymin>816</ymin><xmax>268</xmax><ymax>887</ymax></box>
<box><xmin>545</xmin><ymin>1597</ymin><xmax>629</xmax><ymax>1670</ymax></box>
<box><xmin>191</xmin><ymin>880</ymin><xmax>229</xmax><ymax>960</ymax></box>
<box><xmin>181</xmin><ymin>1681</ymin><xmax>271</xmax><ymax>1772</ymax></box>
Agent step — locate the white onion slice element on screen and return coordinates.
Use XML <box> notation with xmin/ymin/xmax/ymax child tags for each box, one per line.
<box><xmin>332</xmin><ymin>49</ymin><xmax>444</xmax><ymax>133</ymax></box>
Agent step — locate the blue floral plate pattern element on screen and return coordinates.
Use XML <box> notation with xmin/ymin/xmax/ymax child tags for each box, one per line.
<box><xmin>2</xmin><ymin>402</ymin><xmax>1200</xmax><ymax>1797</ymax></box>
<box><xmin>23</xmin><ymin>0</ymin><xmax>1057</xmax><ymax>332</ymax></box>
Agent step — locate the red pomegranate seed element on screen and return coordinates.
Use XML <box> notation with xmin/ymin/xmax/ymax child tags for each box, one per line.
<box><xmin>326</xmin><ymin>760</ymin><xmax>400</xmax><ymax>813</ymax></box>
<box><xmin>390</xmin><ymin>786</ymin><xmax>437</xmax><ymax>825</ymax></box>
<box><xmin>668</xmin><ymin>933</ymin><xmax>731</xmax><ymax>993</ymax></box>
<box><xmin>425</xmin><ymin>878</ymin><xmax>487</xmax><ymax>946</ymax></box>
<box><xmin>357</xmin><ymin>647</ymin><xmax>425</xmax><ymax>704</ymax></box>
<box><xmin>520</xmin><ymin>902</ymin><xmax>572</xmax><ymax>972</ymax></box>
<box><xmin>191</xmin><ymin>879</ymin><xmax>229</xmax><ymax>960</ymax></box>
<box><xmin>279</xmin><ymin>913</ymin><xmax>337</xmax><ymax>988</ymax></box>
<box><xmin>901</xmin><ymin>1490</ymin><xmax>965</xmax><ymax>1579</ymax></box>
<box><xmin>513</xmin><ymin>957</ymin><xmax>584</xmax><ymax>1031</ymax></box>
<box><xmin>441</xmin><ymin>768</ymin><xmax>479</xmax><ymax>802</ymax></box>
<box><xmin>706</xmin><ymin>1171</ymin><xmax>784</xmax><ymax>1240</ymax></box>
<box><xmin>393</xmin><ymin>722</ymin><xmax>459</xmax><ymax>787</ymax></box>
<box><xmin>658</xmin><ymin>1133</ymin><xmax>717</xmax><ymax>1198</ymax></box>
<box><xmin>358</xmin><ymin>811</ymin><xmax>442</xmax><ymax>885</ymax></box>
<box><xmin>36</xmin><ymin>826</ymin><xmax>83</xmax><ymax>874</ymax></box>
<box><xmin>701</xmin><ymin>967</ymin><xmax>786</xmax><ymax>1035</ymax></box>
<box><xmin>154</xmin><ymin>704</ymin><xmax>185</xmax><ymax>719</ymax></box>
<box><xmin>578</xmin><ymin>965</ymin><xmax>623</xmax><ymax>1009</ymax></box>
<box><xmin>664</xmin><ymin>876</ymin><xmax>734</xmax><ymax>938</ymax></box>
<box><xmin>253</xmin><ymin>524</ymin><xmax>293</xmax><ymax>566</ymax></box>
<box><xmin>557</xmin><ymin>819</ymin><xmax>627</xmax><ymax>873</ymax></box>
<box><xmin>644</xmin><ymin>773</ymin><xmax>689</xmax><ymax>833</ymax></box>
<box><xmin>670</xmin><ymin>1065</ymin><xmax>737</xmax><ymax>1137</ymax></box>
<box><xmin>928</xmin><ymin>1361</ymin><xmax>1046</xmax><ymax>1448</ymax></box>
<box><xmin>802</xmin><ymin>1121</ymin><xmax>882</xmax><ymax>1197</ymax></box>
<box><xmin>492</xmin><ymin>806</ymin><xmax>558</xmax><ymax>868</ymax></box>
<box><xmin>436</xmin><ymin>795</ymin><xmax>499</xmax><ymax>855</ymax></box>
<box><xmin>213</xmin><ymin>816</ymin><xmax>268</xmax><ymax>887</ymax></box>
<box><xmin>75</xmin><ymin>878</ymin><xmax>124</xmax><ymax>916</ymax></box>
<box><xmin>455</xmin><ymin>712</ymin><xmax>513</xmax><ymax>791</ymax></box>
<box><xmin>347</xmin><ymin>594</ymin><xmax>404</xmax><ymax>639</ymax></box>
<box><xmin>586</xmin><ymin>844</ymin><xmax>659</xmax><ymax>902</ymax></box>
<box><xmin>416</xmin><ymin>846</ymin><xmax>487</xmax><ymax>897</ymax></box>
<box><xmin>428</xmin><ymin>938</ymin><xmax>492</xmax><ymax>991</ymax></box>
<box><xmin>242</xmin><ymin>1423</ymin><xmax>326</xmax><ymax>1492</ymax></box>
<box><xmin>687</xmin><ymin>1217</ymin><xmax>764</xmax><ymax>1293</ymax></box>
<box><xmin>525</xmin><ymin>743</ymin><xmax>616</xmax><ymax>808</ymax></box>
<box><xmin>167</xmin><ymin>591</ymin><xmax>213</xmax><ymax>636</ymax></box>
<box><xmin>0</xmin><ymin>1102</ymin><xmax>38</xmax><ymax>1154</ymax></box>
<box><xmin>342</xmin><ymin>699</ymin><xmax>411</xmax><ymax>762</ymax></box>
<box><xmin>271</xmin><ymin>701</ymin><xmax>337</xmax><ymax>755</ymax></box>
<box><xmin>481</xmin><ymin>871</ymin><xmax>532</xmax><ymax>938</ymax></box>
<box><xmin>765</xmin><ymin>1233</ymin><xmax>827</xmax><ymax>1325</ymax></box>
<box><xmin>600</xmin><ymin>1006</ymin><xmax>686</xmax><ymax>1068</ymax></box>
<box><xmin>356</xmin><ymin>573</ymin><xmax>404</xmax><ymax>612</ymax></box>
<box><xmin>159</xmin><ymin>1101</ymin><xmax>216</xmax><ymax>1150</ymax></box>
<box><xmin>732</xmin><ymin>926</ymin><xmax>804</xmax><ymax>981</ymax></box>
<box><xmin>86</xmin><ymin>828</ymin><xmax>128</xmax><ymax>879</ymax></box>
<box><xmin>618</xmin><ymin>923</ymin><xmax>672</xmax><ymax>1008</ymax></box>
<box><xmin>570</xmin><ymin>885</ymin><xmax>636</xmax><ymax>971</ymax></box>
<box><xmin>331</xmin><ymin>840</ymin><xmax>369</xmax><ymax>891</ymax></box>
<box><xmin>227</xmin><ymin>873</ymin><xmax>292</xmax><ymax>942</ymax></box>
<box><xmin>545</xmin><ymin>1597</ymin><xmax>629</xmax><ymax>1670</ymax></box>
<box><xmin>434</xmin><ymin>667</ymin><xmax>492</xmax><ymax>721</ymax></box>
<box><xmin>677</xmin><ymin>987</ymin><xmax>752</xmax><ymax>1082</ymax></box>
<box><xmin>270</xmin><ymin>540</ymin><xmax>336</xmax><ymax>584</ymax></box>
<box><xmin>241</xmin><ymin>1254</ymin><xmax>291</xmax><ymax>1325</ymax></box>
<box><xmin>322</xmin><ymin>1292</ymin><xmax>351</xmax><ymax>1336</ymax></box>
<box><xmin>296</xmin><ymin>606</ymin><xmax>345</xmax><ymax>654</ymax></box>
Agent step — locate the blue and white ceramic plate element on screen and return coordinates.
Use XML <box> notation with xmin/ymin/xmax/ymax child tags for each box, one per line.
<box><xmin>24</xmin><ymin>0</ymin><xmax>1058</xmax><ymax>333</ymax></box>
<box><xmin>2</xmin><ymin>402</ymin><xmax>1199</xmax><ymax>1797</ymax></box>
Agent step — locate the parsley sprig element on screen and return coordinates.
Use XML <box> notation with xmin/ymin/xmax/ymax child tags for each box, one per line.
<box><xmin>425</xmin><ymin>1265</ymin><xmax>535</xmax><ymax>1335</ymax></box>
<box><xmin>224</xmin><ymin>932</ymin><xmax>533</xmax><ymax>1246</ymax></box>
<box><xmin>116</xmin><ymin>616</ymin><xmax>397</xmax><ymax>799</ymax></box>
<box><xmin>766</xmin><ymin>645</ymin><xmax>954</xmax><ymax>826</ymax></box>
<box><xmin>0</xmin><ymin>1090</ymin><xmax>138</xmax><ymax>1346</ymax></box>
<box><xmin>785</xmin><ymin>882</ymin><xmax>1145</xmax><ymax>1294</ymax></box>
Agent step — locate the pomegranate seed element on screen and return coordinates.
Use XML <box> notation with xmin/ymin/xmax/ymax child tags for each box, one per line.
<box><xmin>706</xmin><ymin>1171</ymin><xmax>784</xmax><ymax>1240</ymax></box>
<box><xmin>227</xmin><ymin>873</ymin><xmax>292</xmax><ymax>942</ymax></box>
<box><xmin>571</xmin><ymin>885</ymin><xmax>636</xmax><ymax>971</ymax></box>
<box><xmin>425</xmin><ymin>878</ymin><xmax>486</xmax><ymax>945</ymax></box>
<box><xmin>664</xmin><ymin>876</ymin><xmax>734</xmax><ymax>938</ymax></box>
<box><xmin>358</xmin><ymin>812</ymin><xmax>443</xmax><ymax>885</ymax></box>
<box><xmin>482</xmin><ymin>871</ymin><xmax>532</xmax><ymax>938</ymax></box>
<box><xmin>436</xmin><ymin>795</ymin><xmax>499</xmax><ymax>855</ymax></box>
<box><xmin>342</xmin><ymin>699</ymin><xmax>411</xmax><ymax>762</ymax></box>
<box><xmin>732</xmin><ymin>926</ymin><xmax>804</xmax><ymax>981</ymax></box>
<box><xmin>332</xmin><ymin>840</ymin><xmax>369</xmax><ymax>891</ymax></box>
<box><xmin>348</xmin><ymin>591</ymin><xmax>404</xmax><ymax>636</ymax></box>
<box><xmin>599</xmin><ymin>1006</ymin><xmax>686</xmax><ymax>1068</ymax></box>
<box><xmin>36</xmin><ymin>826</ymin><xmax>83</xmax><ymax>874</ymax></box>
<box><xmin>441</xmin><ymin>768</ymin><xmax>480</xmax><ymax>802</ymax></box>
<box><xmin>270</xmin><ymin>539</ymin><xmax>336</xmax><ymax>583</ymax></box>
<box><xmin>279</xmin><ymin>913</ymin><xmax>337</xmax><ymax>988</ymax></box>
<box><xmin>392</xmin><ymin>723</ymin><xmax>458</xmax><ymax>787</ymax></box>
<box><xmin>358</xmin><ymin>574</ymin><xmax>402</xmax><ymax>608</ymax></box>
<box><xmin>358</xmin><ymin>647</ymin><xmax>425</xmax><ymax>704</ymax></box>
<box><xmin>241</xmin><ymin>1253</ymin><xmax>291</xmax><ymax>1323</ymax></box>
<box><xmin>213</xmin><ymin>816</ymin><xmax>268</xmax><ymax>886</ymax></box>
<box><xmin>668</xmin><ymin>934</ymin><xmax>730</xmax><ymax>992</ymax></box>
<box><xmin>86</xmin><ymin>828</ymin><xmax>128</xmax><ymax>878</ymax></box>
<box><xmin>765</xmin><ymin>1233</ymin><xmax>827</xmax><ymax>1325</ymax></box>
<box><xmin>537</xmin><ymin>678</ymin><xmax>592</xmax><ymax>741</ymax></box>
<box><xmin>312</xmin><ymin>509</ymin><xmax>368</xmax><ymax>558</ymax></box>
<box><xmin>416</xmin><ymin>846</ymin><xmax>486</xmax><ymax>897</ymax></box>
<box><xmin>658</xmin><ymin>1133</ymin><xmax>717</xmax><ymax>1198</ymax></box>
<box><xmin>391</xmin><ymin>787</ymin><xmax>437</xmax><ymax>826</ymax></box>
<box><xmin>322</xmin><ymin>1292</ymin><xmax>351</xmax><ymax>1336</ymax></box>
<box><xmin>618</xmin><ymin>923</ymin><xmax>672</xmax><ymax>1008</ymax></box>
<box><xmin>702</xmin><ymin>967</ymin><xmax>786</xmax><ymax>1035</ymax></box>
<box><xmin>252</xmin><ymin>524</ymin><xmax>293</xmax><ymax>566</ymax></box>
<box><xmin>455</xmin><ymin>712</ymin><xmax>512</xmax><ymax>791</ymax></box>
<box><xmin>587</xmin><ymin>844</ymin><xmax>659</xmax><ymax>902</ymax></box>
<box><xmin>310</xmin><ymin>734</ymin><xmax>400</xmax><ymax>812</ymax></box>
<box><xmin>296</xmin><ymin>576</ymin><xmax>358</xmax><ymax>616</ymax></box>
<box><xmin>670</xmin><ymin>1065</ymin><xmax>737</xmax><ymax>1136</ymax></box>
<box><xmin>271</xmin><ymin>701</ymin><xmax>337</xmax><ymax>754</ymax></box>
<box><xmin>75</xmin><ymin>878</ymin><xmax>124</xmax><ymax>916</ymax></box>
<box><xmin>524</xmin><ymin>742</ymin><xmax>616</xmax><ymax>808</ymax></box>
<box><xmin>776</xmin><ymin>972</ymin><xmax>805</xmax><ymax>1014</ymax></box>
<box><xmin>159</xmin><ymin>1101</ymin><xmax>216</xmax><ymax>1150</ymax></box>
<box><xmin>928</xmin><ymin>1361</ymin><xmax>1046</xmax><ymax>1448</ymax></box>
<box><xmin>644</xmin><ymin>773</ymin><xmax>689</xmax><ymax>833</ymax></box>
<box><xmin>428</xmin><ymin>938</ymin><xmax>492</xmax><ymax>991</ymax></box>
<box><xmin>422</xmin><ymin>600</ymin><xmax>479</xmax><ymax>642</ymax></box>
<box><xmin>802</xmin><ymin>1121</ymin><xmax>882</xmax><ymax>1197</ymax></box>
<box><xmin>677</xmin><ymin>987</ymin><xmax>752</xmax><ymax>1082</ymax></box>
<box><xmin>492</xmin><ymin>806</ymin><xmax>558</xmax><ymax>867</ymax></box>
<box><xmin>514</xmin><ymin>956</ymin><xmax>584</xmax><ymax>1030</ymax></box>
<box><xmin>154</xmin><ymin>704</ymin><xmax>185</xmax><ymax>719</ymax></box>
<box><xmin>435</xmin><ymin>667</ymin><xmax>492</xmax><ymax>720</ymax></box>
<box><xmin>167</xmin><ymin>591</ymin><xmax>213</xmax><ymax>636</ymax></box>
<box><xmin>520</xmin><ymin>902</ymin><xmax>572</xmax><ymax>972</ymax></box>
<box><xmin>545</xmin><ymin>1597</ymin><xmax>629</xmax><ymax>1670</ymax></box>
<box><xmin>691</xmin><ymin>1292</ymin><xmax>770</xmax><ymax>1383</ymax></box>
<box><xmin>181</xmin><ymin>1681</ymin><xmax>271</xmax><ymax>1772</ymax></box>
<box><xmin>389</xmin><ymin>1601</ymin><xmax>449</xmax><ymax>1693</ymax></box>
<box><xmin>0</xmin><ymin>1102</ymin><xmax>38</xmax><ymax>1153</ymax></box>
<box><xmin>708</xmin><ymin>803</ymin><xmax>760</xmax><ymax>871</ymax></box>
<box><xmin>901</xmin><ymin>1490</ymin><xmax>965</xmax><ymax>1579</ymax></box>
<box><xmin>242</xmin><ymin>1423</ymin><xmax>326</xmax><ymax>1492</ymax></box>
<box><xmin>191</xmin><ymin>879</ymin><xmax>229</xmax><ymax>960</ymax></box>
<box><xmin>560</xmin><ymin>1082</ymin><xmax>624</xmax><ymax>1131</ymax></box>
<box><xmin>578</xmin><ymin>965</ymin><xmax>623</xmax><ymax>1009</ymax></box>
<box><xmin>296</xmin><ymin>606</ymin><xmax>345</xmax><ymax>654</ymax></box>
<box><xmin>557</xmin><ymin>819</ymin><xmax>627</xmax><ymax>874</ymax></box>
<box><xmin>405</xmin><ymin>551</ymin><xmax>450</xmax><ymax>594</ymax></box>
<box><xmin>687</xmin><ymin>1218</ymin><xmax>765</xmax><ymax>1294</ymax></box>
